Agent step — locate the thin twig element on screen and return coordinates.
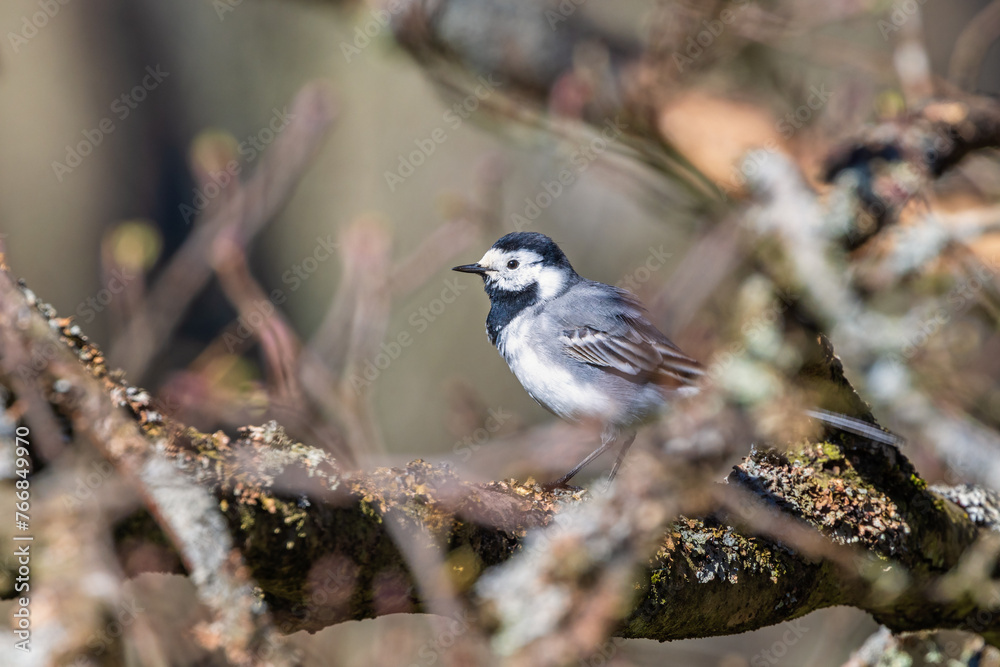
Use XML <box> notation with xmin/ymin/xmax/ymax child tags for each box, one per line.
<box><xmin>110</xmin><ymin>82</ymin><xmax>337</xmax><ymax>381</ymax></box>
<box><xmin>949</xmin><ymin>0</ymin><xmax>1000</xmax><ymax>92</ymax></box>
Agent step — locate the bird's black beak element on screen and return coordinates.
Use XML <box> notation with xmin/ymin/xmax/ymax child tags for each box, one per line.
<box><xmin>452</xmin><ymin>263</ymin><xmax>489</xmax><ymax>274</ymax></box>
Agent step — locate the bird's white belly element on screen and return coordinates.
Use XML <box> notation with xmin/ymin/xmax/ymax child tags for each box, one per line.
<box><xmin>499</xmin><ymin>316</ymin><xmax>608</xmax><ymax>420</ymax></box>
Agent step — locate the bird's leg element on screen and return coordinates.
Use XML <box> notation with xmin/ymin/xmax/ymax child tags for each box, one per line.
<box><xmin>547</xmin><ymin>430</ymin><xmax>616</xmax><ymax>488</ymax></box>
<box><xmin>606</xmin><ymin>432</ymin><xmax>637</xmax><ymax>485</ymax></box>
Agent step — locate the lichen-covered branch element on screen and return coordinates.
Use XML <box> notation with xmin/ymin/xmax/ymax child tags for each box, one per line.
<box><xmin>0</xmin><ymin>270</ymin><xmax>292</xmax><ymax>666</ymax></box>
<box><xmin>4</xmin><ymin>264</ymin><xmax>1000</xmax><ymax>646</ymax></box>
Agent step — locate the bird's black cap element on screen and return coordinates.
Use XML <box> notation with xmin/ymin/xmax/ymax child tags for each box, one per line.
<box><xmin>492</xmin><ymin>232</ymin><xmax>573</xmax><ymax>270</ymax></box>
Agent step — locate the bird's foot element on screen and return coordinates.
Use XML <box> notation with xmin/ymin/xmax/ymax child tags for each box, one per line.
<box><xmin>540</xmin><ymin>479</ymin><xmax>584</xmax><ymax>493</ymax></box>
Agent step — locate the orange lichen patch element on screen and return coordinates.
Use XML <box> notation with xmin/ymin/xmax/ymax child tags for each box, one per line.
<box><xmin>181</xmin><ymin>422</ymin><xmax>344</xmax><ymax>519</ymax></box>
<box><xmin>341</xmin><ymin>461</ymin><xmax>573</xmax><ymax>544</ymax></box>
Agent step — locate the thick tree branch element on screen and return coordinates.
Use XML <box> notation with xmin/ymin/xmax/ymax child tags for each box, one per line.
<box><xmin>0</xmin><ymin>270</ymin><xmax>292</xmax><ymax>666</ymax></box>
<box><xmin>3</xmin><ymin>265</ymin><xmax>1000</xmax><ymax>645</ymax></box>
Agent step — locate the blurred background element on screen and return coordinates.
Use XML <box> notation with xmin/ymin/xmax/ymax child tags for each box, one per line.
<box><xmin>2</xmin><ymin>0</ymin><xmax>1000</xmax><ymax>664</ymax></box>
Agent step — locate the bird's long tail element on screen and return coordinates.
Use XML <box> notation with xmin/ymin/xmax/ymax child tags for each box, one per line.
<box><xmin>673</xmin><ymin>376</ymin><xmax>904</xmax><ymax>446</ymax></box>
<box><xmin>805</xmin><ymin>408</ymin><xmax>904</xmax><ymax>446</ymax></box>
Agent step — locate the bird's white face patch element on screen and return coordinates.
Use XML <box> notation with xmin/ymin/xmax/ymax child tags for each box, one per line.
<box><xmin>476</xmin><ymin>248</ymin><xmax>567</xmax><ymax>299</ymax></box>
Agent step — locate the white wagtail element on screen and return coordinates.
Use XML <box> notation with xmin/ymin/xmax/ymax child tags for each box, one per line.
<box><xmin>454</xmin><ymin>232</ymin><xmax>898</xmax><ymax>486</ymax></box>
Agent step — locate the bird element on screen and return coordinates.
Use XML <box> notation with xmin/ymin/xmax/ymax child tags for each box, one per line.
<box><xmin>453</xmin><ymin>231</ymin><xmax>705</xmax><ymax>486</ymax></box>
<box><xmin>453</xmin><ymin>231</ymin><xmax>900</xmax><ymax>487</ymax></box>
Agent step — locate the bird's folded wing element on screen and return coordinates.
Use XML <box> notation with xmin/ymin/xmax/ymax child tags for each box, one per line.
<box><xmin>559</xmin><ymin>326</ymin><xmax>704</xmax><ymax>387</ymax></box>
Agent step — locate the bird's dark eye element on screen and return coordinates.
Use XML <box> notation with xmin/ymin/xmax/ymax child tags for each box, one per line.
<box><xmin>507</xmin><ymin>260</ymin><xmax>519</xmax><ymax>269</ymax></box>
